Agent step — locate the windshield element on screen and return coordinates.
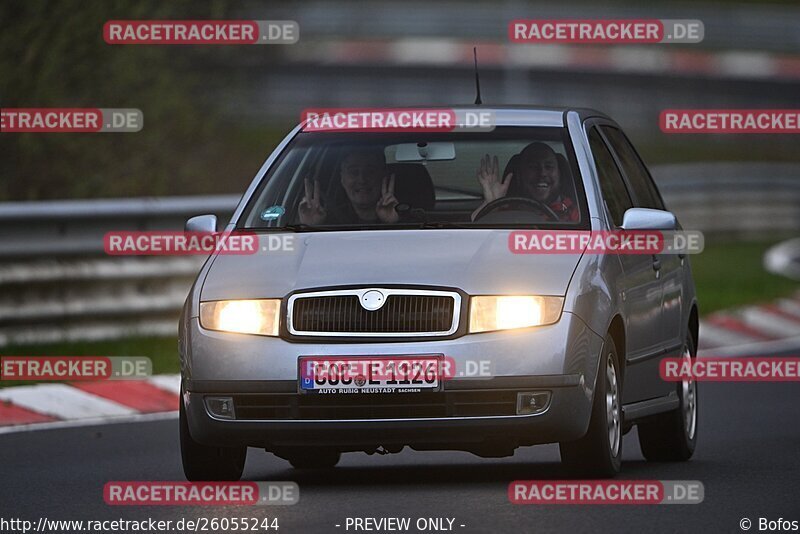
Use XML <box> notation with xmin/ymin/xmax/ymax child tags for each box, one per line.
<box><xmin>239</xmin><ymin>127</ymin><xmax>589</xmax><ymax>230</ymax></box>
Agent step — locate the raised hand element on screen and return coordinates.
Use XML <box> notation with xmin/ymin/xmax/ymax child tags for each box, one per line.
<box><xmin>375</xmin><ymin>174</ymin><xmax>399</xmax><ymax>223</ymax></box>
<box><xmin>476</xmin><ymin>154</ymin><xmax>512</xmax><ymax>203</ymax></box>
<box><xmin>298</xmin><ymin>178</ymin><xmax>327</xmax><ymax>225</ymax></box>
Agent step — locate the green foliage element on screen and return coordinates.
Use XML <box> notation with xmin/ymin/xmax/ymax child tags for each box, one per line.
<box><xmin>691</xmin><ymin>238</ymin><xmax>799</xmax><ymax>315</ymax></box>
<box><xmin>0</xmin><ymin>335</ymin><xmax>179</xmax><ymax>388</ymax></box>
<box><xmin>0</xmin><ymin>0</ymin><xmax>278</xmax><ymax>200</ymax></box>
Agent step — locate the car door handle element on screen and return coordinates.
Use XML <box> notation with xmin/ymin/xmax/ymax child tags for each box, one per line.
<box><xmin>652</xmin><ymin>255</ymin><xmax>661</xmax><ymax>271</ymax></box>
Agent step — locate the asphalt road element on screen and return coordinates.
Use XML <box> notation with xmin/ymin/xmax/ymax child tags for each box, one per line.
<box><xmin>2</xmin><ymin>380</ymin><xmax>800</xmax><ymax>534</ymax></box>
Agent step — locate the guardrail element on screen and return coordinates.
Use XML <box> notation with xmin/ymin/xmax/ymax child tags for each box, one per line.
<box><xmin>0</xmin><ymin>195</ymin><xmax>240</xmax><ymax>258</ymax></box>
<box><xmin>0</xmin><ymin>196</ymin><xmax>240</xmax><ymax>346</ymax></box>
<box><xmin>0</xmin><ymin>163</ymin><xmax>797</xmax><ymax>347</ymax></box>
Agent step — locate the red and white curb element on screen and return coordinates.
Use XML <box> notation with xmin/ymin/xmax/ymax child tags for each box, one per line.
<box><xmin>699</xmin><ymin>292</ymin><xmax>800</xmax><ymax>356</ymax></box>
<box><xmin>0</xmin><ymin>375</ymin><xmax>179</xmax><ymax>434</ymax></box>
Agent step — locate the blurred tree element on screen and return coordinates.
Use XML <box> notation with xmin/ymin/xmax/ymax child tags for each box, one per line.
<box><xmin>0</xmin><ymin>0</ymin><xmax>274</xmax><ymax>200</ymax></box>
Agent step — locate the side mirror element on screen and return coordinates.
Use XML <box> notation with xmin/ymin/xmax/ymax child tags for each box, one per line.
<box><xmin>185</xmin><ymin>214</ymin><xmax>218</xmax><ymax>233</ymax></box>
<box><xmin>620</xmin><ymin>208</ymin><xmax>677</xmax><ymax>231</ymax></box>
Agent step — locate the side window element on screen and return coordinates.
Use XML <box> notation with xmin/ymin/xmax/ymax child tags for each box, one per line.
<box><xmin>588</xmin><ymin>127</ymin><xmax>632</xmax><ymax>227</ymax></box>
<box><xmin>601</xmin><ymin>126</ymin><xmax>665</xmax><ymax>210</ymax></box>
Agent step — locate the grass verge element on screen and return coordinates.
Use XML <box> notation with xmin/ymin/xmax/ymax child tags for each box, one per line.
<box><xmin>690</xmin><ymin>238</ymin><xmax>798</xmax><ymax>315</ymax></box>
<box><xmin>0</xmin><ymin>336</ymin><xmax>178</xmax><ymax>389</ymax></box>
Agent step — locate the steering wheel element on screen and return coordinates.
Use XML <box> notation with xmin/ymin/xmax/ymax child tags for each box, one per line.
<box><xmin>473</xmin><ymin>196</ymin><xmax>560</xmax><ymax>222</ymax></box>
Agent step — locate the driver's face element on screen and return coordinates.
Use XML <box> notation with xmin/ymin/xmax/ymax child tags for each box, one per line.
<box><xmin>340</xmin><ymin>152</ymin><xmax>386</xmax><ymax>208</ymax></box>
<box><xmin>517</xmin><ymin>149</ymin><xmax>560</xmax><ymax>202</ymax></box>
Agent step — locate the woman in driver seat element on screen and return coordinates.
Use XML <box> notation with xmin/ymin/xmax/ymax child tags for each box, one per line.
<box><xmin>471</xmin><ymin>142</ymin><xmax>579</xmax><ymax>222</ymax></box>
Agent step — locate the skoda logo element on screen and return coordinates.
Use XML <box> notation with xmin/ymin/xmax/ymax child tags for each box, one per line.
<box><xmin>360</xmin><ymin>290</ymin><xmax>386</xmax><ymax>311</ymax></box>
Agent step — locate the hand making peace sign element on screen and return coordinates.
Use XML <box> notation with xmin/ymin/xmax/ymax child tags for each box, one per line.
<box><xmin>375</xmin><ymin>173</ymin><xmax>399</xmax><ymax>223</ymax></box>
<box><xmin>298</xmin><ymin>178</ymin><xmax>327</xmax><ymax>225</ymax></box>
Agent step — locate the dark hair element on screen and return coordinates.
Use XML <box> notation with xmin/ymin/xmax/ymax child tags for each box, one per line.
<box><xmin>340</xmin><ymin>146</ymin><xmax>387</xmax><ymax>168</ymax></box>
<box><xmin>505</xmin><ymin>142</ymin><xmax>571</xmax><ymax>199</ymax></box>
<box><xmin>325</xmin><ymin>146</ymin><xmax>387</xmax><ymax>223</ymax></box>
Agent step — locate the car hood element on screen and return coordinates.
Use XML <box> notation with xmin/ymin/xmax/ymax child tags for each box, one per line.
<box><xmin>200</xmin><ymin>229</ymin><xmax>584</xmax><ymax>300</ymax></box>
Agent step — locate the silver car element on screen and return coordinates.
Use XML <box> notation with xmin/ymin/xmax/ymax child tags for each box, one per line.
<box><xmin>179</xmin><ymin>107</ymin><xmax>699</xmax><ymax>480</ymax></box>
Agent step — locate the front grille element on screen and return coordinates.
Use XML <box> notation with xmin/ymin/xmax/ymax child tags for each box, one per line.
<box><xmin>289</xmin><ymin>290</ymin><xmax>458</xmax><ymax>336</ymax></box>
<box><xmin>232</xmin><ymin>391</ymin><xmax>519</xmax><ymax>420</ymax></box>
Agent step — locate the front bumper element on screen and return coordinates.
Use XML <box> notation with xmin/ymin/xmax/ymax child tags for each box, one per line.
<box><xmin>182</xmin><ymin>311</ymin><xmax>605</xmax><ymax>452</ymax></box>
<box><xmin>185</xmin><ymin>375</ymin><xmax>590</xmax><ymax>451</ymax></box>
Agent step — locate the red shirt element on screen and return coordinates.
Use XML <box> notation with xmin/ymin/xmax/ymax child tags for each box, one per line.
<box><xmin>548</xmin><ymin>196</ymin><xmax>579</xmax><ymax>222</ymax></box>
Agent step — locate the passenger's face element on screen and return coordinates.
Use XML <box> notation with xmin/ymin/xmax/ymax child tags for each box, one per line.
<box><xmin>340</xmin><ymin>152</ymin><xmax>385</xmax><ymax>208</ymax></box>
<box><xmin>517</xmin><ymin>149</ymin><xmax>560</xmax><ymax>202</ymax></box>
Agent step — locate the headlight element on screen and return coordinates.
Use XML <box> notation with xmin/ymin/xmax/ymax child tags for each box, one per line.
<box><xmin>199</xmin><ymin>299</ymin><xmax>281</xmax><ymax>336</ymax></box>
<box><xmin>468</xmin><ymin>295</ymin><xmax>563</xmax><ymax>333</ymax></box>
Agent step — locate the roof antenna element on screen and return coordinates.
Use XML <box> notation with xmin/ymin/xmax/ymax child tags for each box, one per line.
<box><xmin>473</xmin><ymin>46</ymin><xmax>482</xmax><ymax>105</ymax></box>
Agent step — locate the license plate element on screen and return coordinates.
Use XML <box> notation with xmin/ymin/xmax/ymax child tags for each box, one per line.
<box><xmin>299</xmin><ymin>355</ymin><xmax>443</xmax><ymax>393</ymax></box>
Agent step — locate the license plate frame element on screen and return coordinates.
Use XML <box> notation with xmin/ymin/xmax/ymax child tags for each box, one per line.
<box><xmin>298</xmin><ymin>354</ymin><xmax>445</xmax><ymax>394</ymax></box>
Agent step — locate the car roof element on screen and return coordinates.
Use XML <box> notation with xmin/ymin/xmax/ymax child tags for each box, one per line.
<box><xmin>299</xmin><ymin>106</ymin><xmax>614</xmax><ymax>129</ymax></box>
<box><xmin>468</xmin><ymin>106</ymin><xmax>613</xmax><ymax>127</ymax></box>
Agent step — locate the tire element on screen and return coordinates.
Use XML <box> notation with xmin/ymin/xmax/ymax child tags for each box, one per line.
<box><xmin>285</xmin><ymin>449</ymin><xmax>341</xmax><ymax>470</ymax></box>
<box><xmin>638</xmin><ymin>333</ymin><xmax>698</xmax><ymax>462</ymax></box>
<box><xmin>560</xmin><ymin>333</ymin><xmax>623</xmax><ymax>477</ymax></box>
<box><xmin>180</xmin><ymin>387</ymin><xmax>247</xmax><ymax>481</ymax></box>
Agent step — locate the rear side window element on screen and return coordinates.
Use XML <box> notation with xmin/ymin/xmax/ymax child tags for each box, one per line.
<box><xmin>601</xmin><ymin>126</ymin><xmax>665</xmax><ymax>210</ymax></box>
<box><xmin>588</xmin><ymin>127</ymin><xmax>632</xmax><ymax>227</ymax></box>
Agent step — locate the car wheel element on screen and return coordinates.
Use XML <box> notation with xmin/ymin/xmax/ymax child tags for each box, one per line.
<box><xmin>285</xmin><ymin>449</ymin><xmax>341</xmax><ymax>469</ymax></box>
<box><xmin>638</xmin><ymin>334</ymin><xmax>698</xmax><ymax>461</ymax></box>
<box><xmin>179</xmin><ymin>387</ymin><xmax>247</xmax><ymax>481</ymax></box>
<box><xmin>559</xmin><ymin>333</ymin><xmax>623</xmax><ymax>477</ymax></box>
